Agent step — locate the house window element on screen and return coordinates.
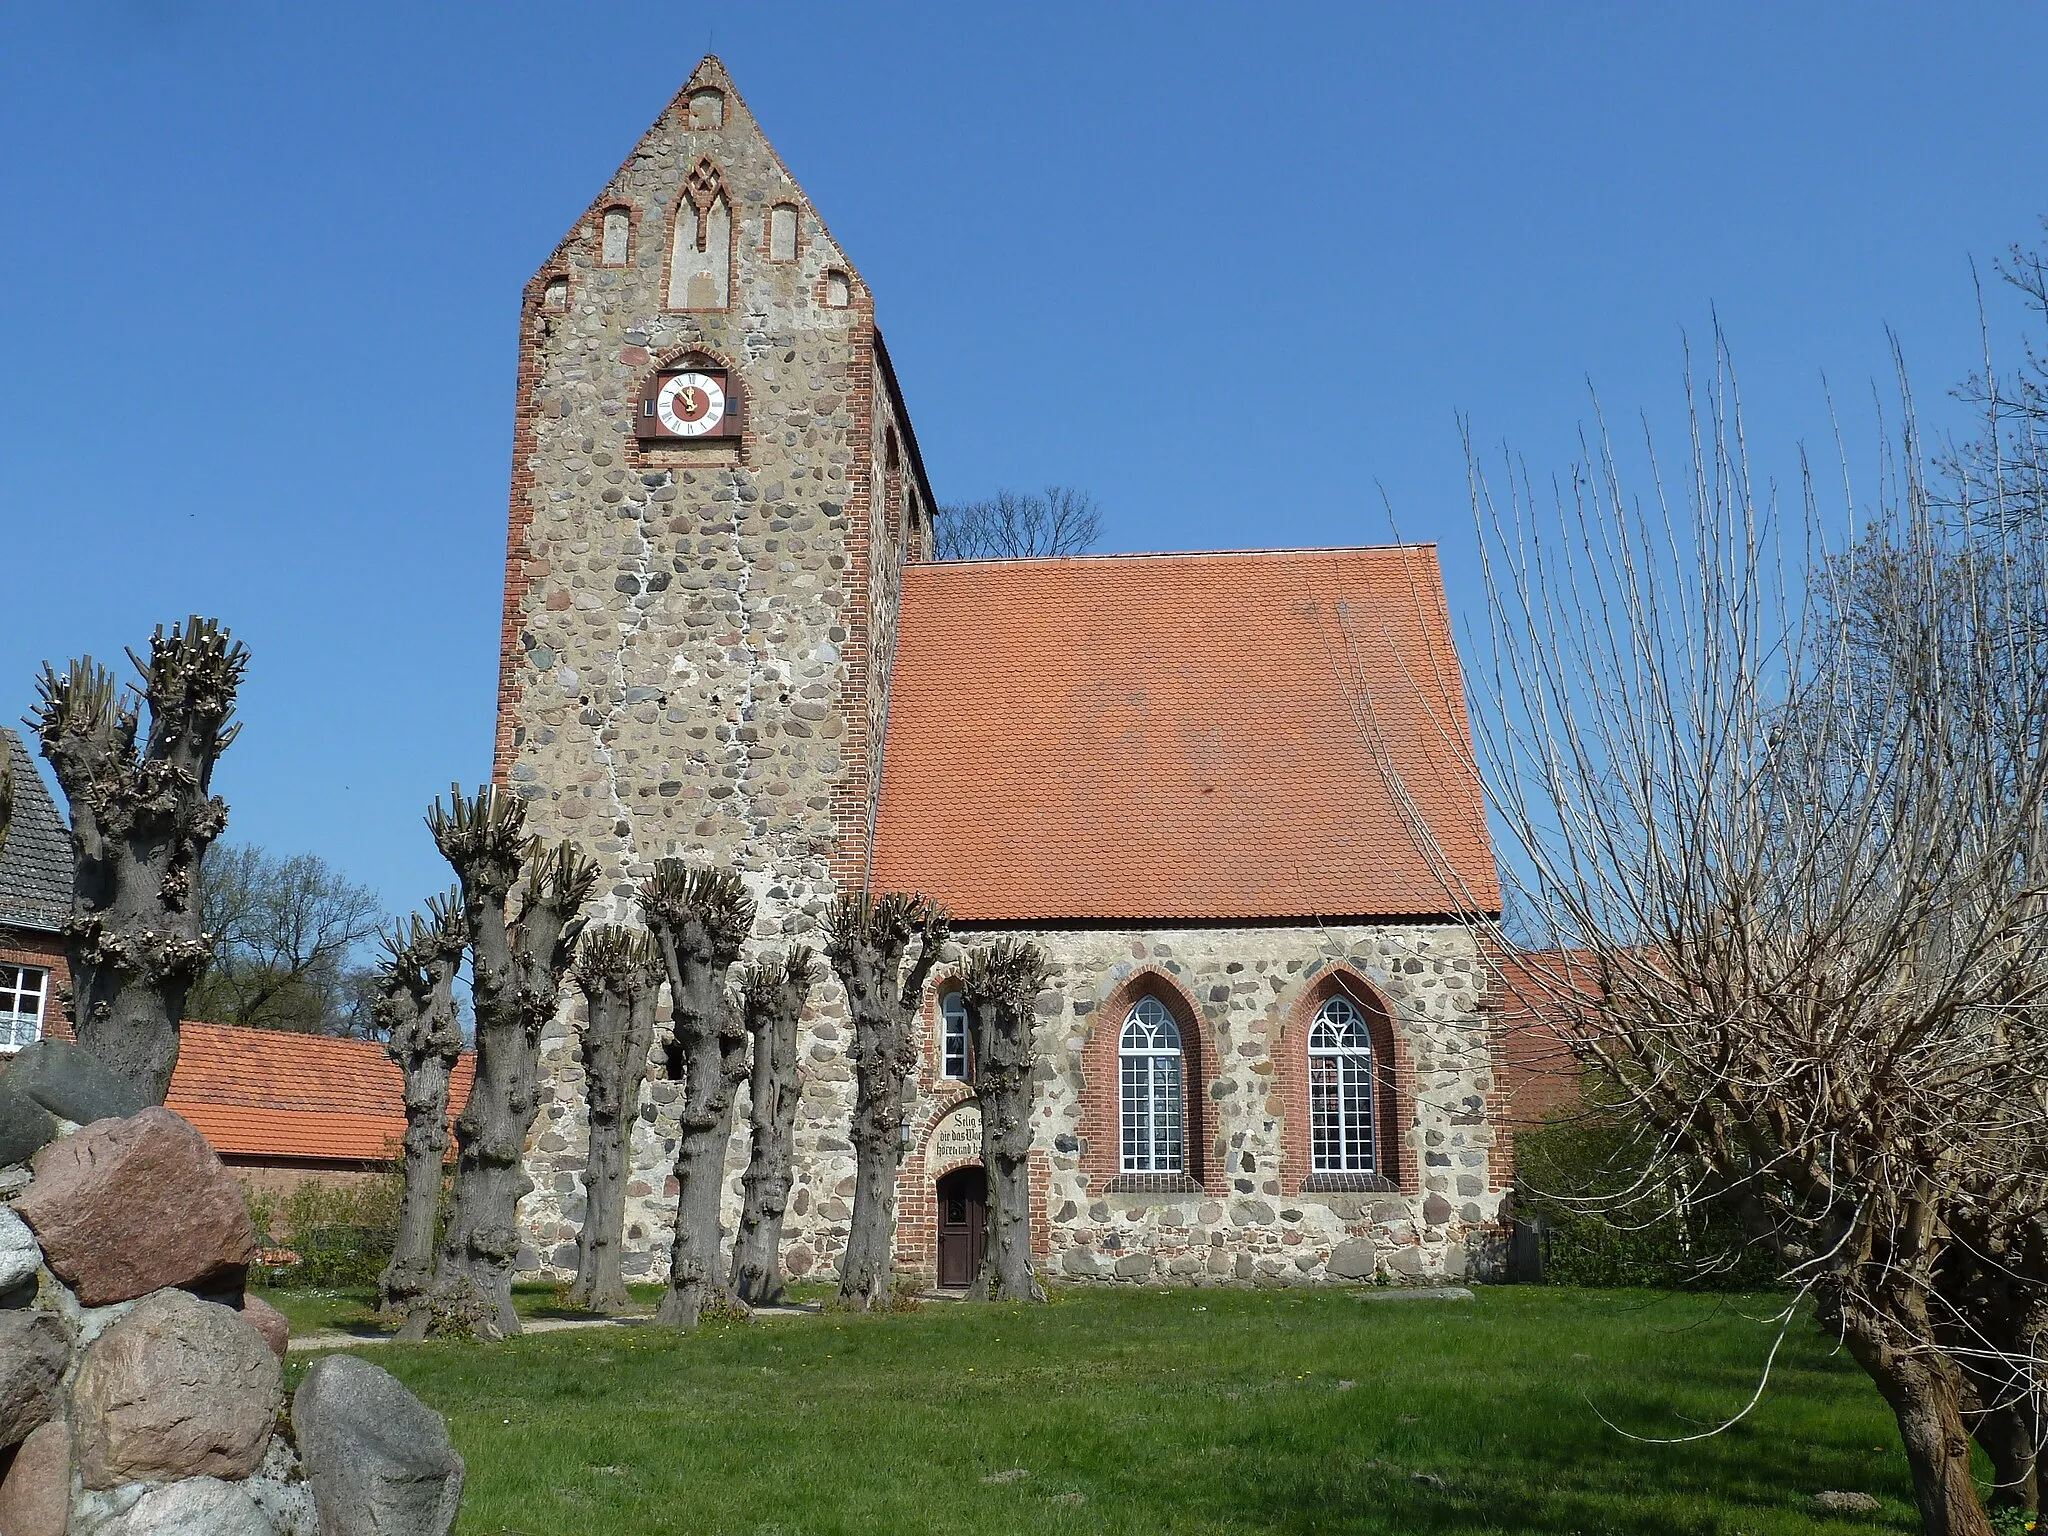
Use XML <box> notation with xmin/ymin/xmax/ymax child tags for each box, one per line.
<box><xmin>940</xmin><ymin>990</ymin><xmax>970</xmax><ymax>1081</ymax></box>
<box><xmin>0</xmin><ymin>966</ymin><xmax>47</xmax><ymax>1051</ymax></box>
<box><xmin>1119</xmin><ymin>997</ymin><xmax>1183</xmax><ymax>1174</ymax></box>
<box><xmin>1309</xmin><ymin>996</ymin><xmax>1375</xmax><ymax>1174</ymax></box>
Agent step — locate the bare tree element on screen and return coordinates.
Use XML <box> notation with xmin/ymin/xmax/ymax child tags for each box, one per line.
<box><xmin>935</xmin><ymin>486</ymin><xmax>1101</xmax><ymax>560</ymax></box>
<box><xmin>1455</xmin><ymin>337</ymin><xmax>2048</xmax><ymax>1536</ymax></box>
<box><xmin>32</xmin><ymin>618</ymin><xmax>248</xmax><ymax>1105</ymax></box>
<box><xmin>568</xmin><ymin>925</ymin><xmax>664</xmax><ymax>1313</ymax></box>
<box><xmin>825</xmin><ymin>892</ymin><xmax>948</xmax><ymax>1309</ymax></box>
<box><xmin>403</xmin><ymin>787</ymin><xmax>595</xmax><ymax>1341</ymax></box>
<box><xmin>958</xmin><ymin>939</ymin><xmax>1050</xmax><ymax>1303</ymax></box>
<box><xmin>640</xmin><ymin>862</ymin><xmax>754</xmax><ymax>1329</ymax></box>
<box><xmin>730</xmin><ymin>946</ymin><xmax>816</xmax><ymax>1307</ymax></box>
<box><xmin>188</xmin><ymin>843</ymin><xmax>386</xmax><ymax>1035</ymax></box>
<box><xmin>374</xmin><ymin>892</ymin><xmax>466</xmax><ymax>1315</ymax></box>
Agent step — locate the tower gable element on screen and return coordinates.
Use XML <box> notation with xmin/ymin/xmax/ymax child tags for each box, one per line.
<box><xmin>494</xmin><ymin>56</ymin><xmax>933</xmax><ymax>926</ymax></box>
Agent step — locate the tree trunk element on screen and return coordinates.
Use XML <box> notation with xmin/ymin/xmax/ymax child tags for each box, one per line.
<box><xmin>33</xmin><ymin>621</ymin><xmax>248</xmax><ymax>1106</ymax></box>
<box><xmin>827</xmin><ymin>894</ymin><xmax>948</xmax><ymax>1310</ymax></box>
<box><xmin>961</xmin><ymin>940</ymin><xmax>1049</xmax><ymax>1304</ymax></box>
<box><xmin>569</xmin><ymin>928</ymin><xmax>661</xmax><ymax>1313</ymax></box>
<box><xmin>1841</xmin><ymin>1300</ymin><xmax>1997</xmax><ymax>1536</ymax></box>
<box><xmin>376</xmin><ymin>897</ymin><xmax>464</xmax><ymax>1315</ymax></box>
<box><xmin>403</xmin><ymin>794</ymin><xmax>593</xmax><ymax>1342</ymax></box>
<box><xmin>641</xmin><ymin>862</ymin><xmax>755</xmax><ymax>1330</ymax></box>
<box><xmin>730</xmin><ymin>949</ymin><xmax>814</xmax><ymax>1306</ymax></box>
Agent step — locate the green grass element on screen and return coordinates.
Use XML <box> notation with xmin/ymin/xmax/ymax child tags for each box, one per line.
<box><xmin>252</xmin><ymin>1281</ymin><xmax>682</xmax><ymax>1338</ymax></box>
<box><xmin>280</xmin><ymin>1286</ymin><xmax>1929</xmax><ymax>1535</ymax></box>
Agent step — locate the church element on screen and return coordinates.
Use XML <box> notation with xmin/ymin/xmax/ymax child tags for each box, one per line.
<box><xmin>497</xmin><ymin>57</ymin><xmax>1508</xmax><ymax>1290</ymax></box>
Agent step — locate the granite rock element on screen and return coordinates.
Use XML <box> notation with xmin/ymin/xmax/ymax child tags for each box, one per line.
<box><xmin>295</xmin><ymin>1354</ymin><xmax>464</xmax><ymax>1536</ymax></box>
<box><xmin>72</xmin><ymin>1288</ymin><xmax>282</xmax><ymax>1489</ymax></box>
<box><xmin>93</xmin><ymin>1476</ymin><xmax>275</xmax><ymax>1536</ymax></box>
<box><xmin>0</xmin><ymin>1418</ymin><xmax>68</xmax><ymax>1536</ymax></box>
<box><xmin>0</xmin><ymin>1206</ymin><xmax>41</xmax><ymax>1294</ymax></box>
<box><xmin>241</xmin><ymin>1293</ymin><xmax>290</xmax><ymax>1358</ymax></box>
<box><xmin>0</xmin><ymin>1083</ymin><xmax>58</xmax><ymax>1169</ymax></box>
<box><xmin>15</xmin><ymin>1107</ymin><xmax>257</xmax><ymax>1305</ymax></box>
<box><xmin>0</xmin><ymin>1311</ymin><xmax>66</xmax><ymax>1448</ymax></box>
<box><xmin>3</xmin><ymin>1040</ymin><xmax>149</xmax><ymax>1128</ymax></box>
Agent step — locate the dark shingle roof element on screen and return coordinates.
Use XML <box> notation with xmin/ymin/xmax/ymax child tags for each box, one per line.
<box><xmin>0</xmin><ymin>730</ymin><xmax>70</xmax><ymax>934</ymax></box>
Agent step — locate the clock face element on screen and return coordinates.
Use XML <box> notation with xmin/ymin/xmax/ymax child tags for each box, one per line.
<box><xmin>655</xmin><ymin>371</ymin><xmax>726</xmax><ymax>437</ymax></box>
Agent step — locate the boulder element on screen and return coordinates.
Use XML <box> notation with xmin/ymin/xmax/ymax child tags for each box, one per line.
<box><xmin>3</xmin><ymin>1040</ymin><xmax>148</xmax><ymax>1128</ymax></box>
<box><xmin>15</xmin><ymin>1107</ymin><xmax>257</xmax><ymax>1305</ymax></box>
<box><xmin>245</xmin><ymin>1435</ymin><xmax>321</xmax><ymax>1536</ymax></box>
<box><xmin>0</xmin><ymin>1083</ymin><xmax>58</xmax><ymax>1169</ymax></box>
<box><xmin>0</xmin><ymin>1311</ymin><xmax>66</xmax><ymax>1448</ymax></box>
<box><xmin>241</xmin><ymin>1292</ymin><xmax>290</xmax><ymax>1358</ymax></box>
<box><xmin>1329</xmin><ymin>1238</ymin><xmax>1377</xmax><ymax>1280</ymax></box>
<box><xmin>0</xmin><ymin>1419</ymin><xmax>69</xmax><ymax>1536</ymax></box>
<box><xmin>93</xmin><ymin>1476</ymin><xmax>274</xmax><ymax>1536</ymax></box>
<box><xmin>72</xmin><ymin>1288</ymin><xmax>282</xmax><ymax>1489</ymax></box>
<box><xmin>294</xmin><ymin>1354</ymin><xmax>464</xmax><ymax>1536</ymax></box>
<box><xmin>0</xmin><ymin>1206</ymin><xmax>41</xmax><ymax>1294</ymax></box>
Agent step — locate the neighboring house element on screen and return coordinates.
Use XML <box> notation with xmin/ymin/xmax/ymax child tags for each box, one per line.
<box><xmin>0</xmin><ymin>729</ymin><xmax>70</xmax><ymax>1054</ymax></box>
<box><xmin>166</xmin><ymin>1021</ymin><xmax>474</xmax><ymax>1195</ymax></box>
<box><xmin>1488</xmin><ymin>948</ymin><xmax>1602</xmax><ymax>1131</ymax></box>
<box><xmin>499</xmin><ymin>56</ymin><xmax>1509</xmax><ymax>1289</ymax></box>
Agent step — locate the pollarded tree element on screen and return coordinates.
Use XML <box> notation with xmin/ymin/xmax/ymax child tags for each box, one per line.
<box><xmin>31</xmin><ymin>618</ymin><xmax>249</xmax><ymax>1105</ymax></box>
<box><xmin>730</xmin><ymin>946</ymin><xmax>816</xmax><ymax>1306</ymax></box>
<box><xmin>825</xmin><ymin>892</ymin><xmax>949</xmax><ymax>1310</ymax></box>
<box><xmin>641</xmin><ymin>861</ymin><xmax>754</xmax><ymax>1328</ymax></box>
<box><xmin>568</xmin><ymin>925</ymin><xmax>665</xmax><ymax>1313</ymax></box>
<box><xmin>958</xmin><ymin>939</ymin><xmax>1051</xmax><ymax>1303</ymax></box>
<box><xmin>403</xmin><ymin>787</ymin><xmax>595</xmax><ymax>1341</ymax></box>
<box><xmin>374</xmin><ymin>892</ymin><xmax>466</xmax><ymax>1315</ymax></box>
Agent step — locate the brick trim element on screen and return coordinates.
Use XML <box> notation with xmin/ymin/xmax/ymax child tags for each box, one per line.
<box><xmin>828</xmin><ymin>308</ymin><xmax>880</xmax><ymax>890</ymax></box>
<box><xmin>491</xmin><ymin>272</ymin><xmax>564</xmax><ymax>784</ymax></box>
<box><xmin>1276</xmin><ymin>965</ymin><xmax>1417</xmax><ymax>1197</ymax></box>
<box><xmin>1077</xmin><ymin>968</ymin><xmax>1222</xmax><ymax>1197</ymax></box>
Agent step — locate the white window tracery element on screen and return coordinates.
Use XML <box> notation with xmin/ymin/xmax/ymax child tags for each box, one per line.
<box><xmin>1119</xmin><ymin>997</ymin><xmax>1184</xmax><ymax>1174</ymax></box>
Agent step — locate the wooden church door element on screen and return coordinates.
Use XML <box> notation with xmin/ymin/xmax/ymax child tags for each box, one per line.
<box><xmin>935</xmin><ymin>1165</ymin><xmax>987</xmax><ymax>1288</ymax></box>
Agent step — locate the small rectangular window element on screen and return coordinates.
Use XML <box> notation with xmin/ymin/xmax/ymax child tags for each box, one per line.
<box><xmin>940</xmin><ymin>993</ymin><xmax>970</xmax><ymax>1080</ymax></box>
<box><xmin>0</xmin><ymin>966</ymin><xmax>47</xmax><ymax>1051</ymax></box>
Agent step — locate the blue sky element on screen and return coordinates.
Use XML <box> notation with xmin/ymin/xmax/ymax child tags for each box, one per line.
<box><xmin>4</xmin><ymin>2</ymin><xmax>2046</xmax><ymax>924</ymax></box>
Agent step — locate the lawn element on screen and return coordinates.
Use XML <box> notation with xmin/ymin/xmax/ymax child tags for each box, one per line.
<box><xmin>275</xmin><ymin>1285</ymin><xmax>1932</xmax><ymax>1535</ymax></box>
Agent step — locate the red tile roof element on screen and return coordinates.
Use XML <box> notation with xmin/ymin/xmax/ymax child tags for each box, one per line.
<box><xmin>165</xmin><ymin>1021</ymin><xmax>474</xmax><ymax>1165</ymax></box>
<box><xmin>871</xmin><ymin>547</ymin><xmax>1500</xmax><ymax>922</ymax></box>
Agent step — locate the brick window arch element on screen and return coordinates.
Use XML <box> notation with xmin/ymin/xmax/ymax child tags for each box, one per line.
<box><xmin>1279</xmin><ymin>968</ymin><xmax>1412</xmax><ymax>1196</ymax></box>
<box><xmin>1080</xmin><ymin>970</ymin><xmax>1217</xmax><ymax>1195</ymax></box>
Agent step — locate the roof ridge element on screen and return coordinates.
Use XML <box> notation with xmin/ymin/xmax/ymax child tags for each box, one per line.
<box><xmin>916</xmin><ymin>542</ymin><xmax>1439</xmax><ymax>569</ymax></box>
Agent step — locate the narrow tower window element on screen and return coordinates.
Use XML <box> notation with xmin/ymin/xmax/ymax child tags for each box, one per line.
<box><xmin>600</xmin><ymin>206</ymin><xmax>632</xmax><ymax>267</ymax></box>
<box><xmin>940</xmin><ymin>991</ymin><xmax>970</xmax><ymax>1081</ymax></box>
<box><xmin>824</xmin><ymin>270</ymin><xmax>851</xmax><ymax>307</ymax></box>
<box><xmin>669</xmin><ymin>158</ymin><xmax>732</xmax><ymax>310</ymax></box>
<box><xmin>768</xmin><ymin>203</ymin><xmax>799</xmax><ymax>262</ymax></box>
<box><xmin>542</xmin><ymin>276</ymin><xmax>569</xmax><ymax>312</ymax></box>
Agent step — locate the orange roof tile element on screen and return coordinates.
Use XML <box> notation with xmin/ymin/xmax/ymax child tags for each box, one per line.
<box><xmin>871</xmin><ymin>547</ymin><xmax>1500</xmax><ymax>922</ymax></box>
<box><xmin>165</xmin><ymin>1021</ymin><xmax>475</xmax><ymax>1164</ymax></box>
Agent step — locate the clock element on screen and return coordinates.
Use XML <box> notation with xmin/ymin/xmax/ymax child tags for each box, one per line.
<box><xmin>635</xmin><ymin>366</ymin><xmax>742</xmax><ymax>441</ymax></box>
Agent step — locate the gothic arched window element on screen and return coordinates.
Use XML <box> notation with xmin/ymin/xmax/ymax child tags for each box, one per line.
<box><xmin>1119</xmin><ymin>998</ymin><xmax>1184</xmax><ymax>1174</ymax></box>
<box><xmin>1309</xmin><ymin>995</ymin><xmax>1376</xmax><ymax>1174</ymax></box>
<box><xmin>940</xmin><ymin>991</ymin><xmax>970</xmax><ymax>1081</ymax></box>
<box><xmin>669</xmin><ymin>158</ymin><xmax>731</xmax><ymax>310</ymax></box>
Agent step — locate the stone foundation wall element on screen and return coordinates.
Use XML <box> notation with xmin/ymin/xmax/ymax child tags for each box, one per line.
<box><xmin>515</xmin><ymin>920</ymin><xmax>1507</xmax><ymax>1289</ymax></box>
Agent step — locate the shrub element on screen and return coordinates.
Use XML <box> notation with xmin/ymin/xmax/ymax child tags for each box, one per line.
<box><xmin>1512</xmin><ymin>1111</ymin><xmax>1781</xmax><ymax>1291</ymax></box>
<box><xmin>243</xmin><ymin>1164</ymin><xmax>447</xmax><ymax>1290</ymax></box>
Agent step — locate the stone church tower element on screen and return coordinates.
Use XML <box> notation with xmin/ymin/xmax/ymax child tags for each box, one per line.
<box><xmin>495</xmin><ymin>56</ymin><xmax>930</xmax><ymax>1281</ymax></box>
<box><xmin>498</xmin><ymin>56</ymin><xmax>1511</xmax><ymax>1291</ymax></box>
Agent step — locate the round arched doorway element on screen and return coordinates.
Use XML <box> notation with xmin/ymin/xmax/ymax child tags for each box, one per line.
<box><xmin>934</xmin><ymin>1165</ymin><xmax>986</xmax><ymax>1288</ymax></box>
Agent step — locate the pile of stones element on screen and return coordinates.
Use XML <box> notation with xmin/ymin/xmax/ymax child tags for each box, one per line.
<box><xmin>0</xmin><ymin>1041</ymin><xmax>464</xmax><ymax>1535</ymax></box>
